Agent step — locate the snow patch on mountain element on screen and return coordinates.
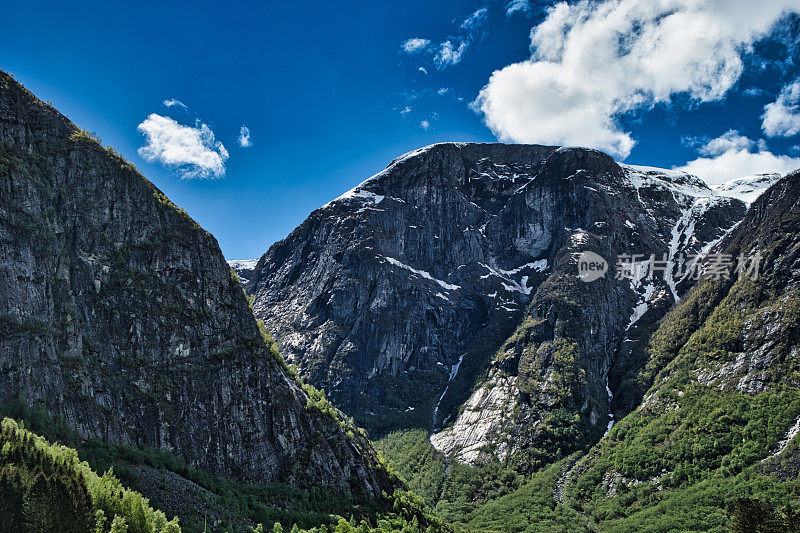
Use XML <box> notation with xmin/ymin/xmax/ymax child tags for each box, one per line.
<box><xmin>621</xmin><ymin>164</ymin><xmax>712</xmax><ymax>201</ymax></box>
<box><xmin>227</xmin><ymin>258</ymin><xmax>259</xmax><ymax>270</ymax></box>
<box><xmin>383</xmin><ymin>256</ymin><xmax>461</xmax><ymax>291</ymax></box>
<box><xmin>228</xmin><ymin>258</ymin><xmax>259</xmax><ymax>283</ymax></box>
<box><xmin>713</xmin><ymin>173</ymin><xmax>781</xmax><ymax>206</ymax></box>
<box><xmin>478</xmin><ymin>262</ymin><xmax>539</xmax><ymax>295</ymax></box>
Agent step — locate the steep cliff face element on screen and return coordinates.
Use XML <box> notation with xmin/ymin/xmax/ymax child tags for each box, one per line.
<box><xmin>564</xmin><ymin>170</ymin><xmax>800</xmax><ymax>529</ymax></box>
<box><xmin>246</xmin><ymin>141</ymin><xmax>746</xmax><ymax>459</ymax></box>
<box><xmin>0</xmin><ymin>71</ymin><xmax>393</xmax><ymax>496</ymax></box>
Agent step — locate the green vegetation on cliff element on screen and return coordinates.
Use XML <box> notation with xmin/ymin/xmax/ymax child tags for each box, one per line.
<box><xmin>0</xmin><ymin>417</ymin><xmax>180</xmax><ymax>532</ymax></box>
<box><xmin>0</xmin><ymin>400</ymin><xmax>444</xmax><ymax>533</ymax></box>
<box><xmin>372</xmin><ymin>271</ymin><xmax>800</xmax><ymax>531</ymax></box>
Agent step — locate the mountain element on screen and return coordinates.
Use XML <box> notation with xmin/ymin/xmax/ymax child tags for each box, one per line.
<box><xmin>0</xmin><ymin>70</ymin><xmax>395</xmax><ymax>501</ymax></box>
<box><xmin>562</xmin><ymin>168</ymin><xmax>800</xmax><ymax>530</ymax></box>
<box><xmin>245</xmin><ymin>141</ymin><xmax>751</xmax><ymax>466</ymax></box>
<box><xmin>371</xmin><ymin>167</ymin><xmax>800</xmax><ymax>532</ymax></box>
<box><xmin>228</xmin><ymin>258</ymin><xmax>259</xmax><ymax>284</ymax></box>
<box><xmin>711</xmin><ymin>173</ymin><xmax>782</xmax><ymax>206</ymax></box>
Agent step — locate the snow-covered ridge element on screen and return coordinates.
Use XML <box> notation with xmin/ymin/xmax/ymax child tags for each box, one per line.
<box><xmin>620</xmin><ymin>164</ymin><xmax>712</xmax><ymax>201</ymax></box>
<box><xmin>227</xmin><ymin>258</ymin><xmax>259</xmax><ymax>270</ymax></box>
<box><xmin>321</xmin><ymin>143</ymin><xmax>468</xmax><ymax>210</ymax></box>
<box><xmin>227</xmin><ymin>258</ymin><xmax>259</xmax><ymax>284</ymax></box>
<box><xmin>711</xmin><ymin>173</ymin><xmax>781</xmax><ymax>206</ymax></box>
<box><xmin>620</xmin><ymin>163</ymin><xmax>779</xmax><ymax>206</ymax></box>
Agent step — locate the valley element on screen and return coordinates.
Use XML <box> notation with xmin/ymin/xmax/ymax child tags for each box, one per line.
<box><xmin>2</xmin><ymin>66</ymin><xmax>799</xmax><ymax>532</ymax></box>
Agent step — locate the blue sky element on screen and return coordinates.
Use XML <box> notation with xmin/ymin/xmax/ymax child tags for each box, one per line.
<box><xmin>2</xmin><ymin>1</ymin><xmax>800</xmax><ymax>259</ymax></box>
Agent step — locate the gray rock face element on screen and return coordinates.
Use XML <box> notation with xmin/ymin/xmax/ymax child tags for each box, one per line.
<box><xmin>246</xmin><ymin>141</ymin><xmax>747</xmax><ymax>459</ymax></box>
<box><xmin>0</xmin><ymin>71</ymin><xmax>393</xmax><ymax>496</ymax></box>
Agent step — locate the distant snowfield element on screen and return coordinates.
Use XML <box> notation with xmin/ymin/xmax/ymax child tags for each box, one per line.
<box><xmin>227</xmin><ymin>258</ymin><xmax>259</xmax><ymax>283</ymax></box>
<box><xmin>710</xmin><ymin>173</ymin><xmax>782</xmax><ymax>206</ymax></box>
<box><xmin>620</xmin><ymin>163</ymin><xmax>780</xmax><ymax>206</ymax></box>
<box><xmin>227</xmin><ymin>258</ymin><xmax>259</xmax><ymax>270</ymax></box>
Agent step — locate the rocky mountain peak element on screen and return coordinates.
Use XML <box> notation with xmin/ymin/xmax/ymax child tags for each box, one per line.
<box><xmin>0</xmin><ymin>69</ymin><xmax>395</xmax><ymax>496</ymax></box>
<box><xmin>246</xmin><ymin>141</ymin><xmax>748</xmax><ymax>453</ymax></box>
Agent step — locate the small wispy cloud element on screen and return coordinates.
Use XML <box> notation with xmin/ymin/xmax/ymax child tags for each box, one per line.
<box><xmin>238</xmin><ymin>125</ymin><xmax>252</xmax><ymax>148</ymax></box>
<box><xmin>401</xmin><ymin>38</ymin><xmax>431</xmax><ymax>54</ymax></box>
<box><xmin>699</xmin><ymin>130</ymin><xmax>764</xmax><ymax>156</ymax></box>
<box><xmin>505</xmin><ymin>0</ymin><xmax>530</xmax><ymax>15</ymax></box>
<box><xmin>162</xmin><ymin>98</ymin><xmax>187</xmax><ymax>109</ymax></box>
<box><xmin>401</xmin><ymin>6</ymin><xmax>489</xmax><ymax>71</ymax></box>
<box><xmin>743</xmin><ymin>87</ymin><xmax>766</xmax><ymax>97</ymax></box>
<box><xmin>400</xmin><ymin>106</ymin><xmax>412</xmax><ymax>116</ymax></box>
<box><xmin>434</xmin><ymin>40</ymin><xmax>469</xmax><ymax>69</ymax></box>
<box><xmin>137</xmin><ymin>114</ymin><xmax>229</xmax><ymax>179</ymax></box>
<box><xmin>437</xmin><ymin>87</ymin><xmax>451</xmax><ymax>96</ymax></box>
<box><xmin>460</xmin><ymin>7</ymin><xmax>488</xmax><ymax>30</ymax></box>
<box><xmin>420</xmin><ymin>119</ymin><xmax>431</xmax><ymax>130</ymax></box>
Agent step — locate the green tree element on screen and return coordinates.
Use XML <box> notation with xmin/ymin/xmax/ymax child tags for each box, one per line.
<box><xmin>109</xmin><ymin>515</ymin><xmax>129</xmax><ymax>533</ymax></box>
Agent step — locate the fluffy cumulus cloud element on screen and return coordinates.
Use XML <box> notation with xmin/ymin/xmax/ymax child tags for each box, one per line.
<box><xmin>762</xmin><ymin>77</ymin><xmax>800</xmax><ymax>137</ymax></box>
<box><xmin>237</xmin><ymin>125</ymin><xmax>252</xmax><ymax>148</ymax></box>
<box><xmin>137</xmin><ymin>114</ymin><xmax>229</xmax><ymax>179</ymax></box>
<box><xmin>475</xmin><ymin>0</ymin><xmax>798</xmax><ymax>158</ymax></box>
<box><xmin>675</xmin><ymin>130</ymin><xmax>800</xmax><ymax>184</ymax></box>
<box><xmin>420</xmin><ymin>119</ymin><xmax>431</xmax><ymax>130</ymax></box>
<box><xmin>401</xmin><ymin>38</ymin><xmax>431</xmax><ymax>54</ymax></box>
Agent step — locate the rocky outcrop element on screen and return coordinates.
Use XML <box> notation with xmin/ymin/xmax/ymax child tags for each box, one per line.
<box><xmin>246</xmin><ymin>141</ymin><xmax>748</xmax><ymax>464</ymax></box>
<box><xmin>0</xmin><ymin>70</ymin><xmax>394</xmax><ymax>496</ymax></box>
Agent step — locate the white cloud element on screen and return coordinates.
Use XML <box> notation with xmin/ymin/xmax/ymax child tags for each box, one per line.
<box><xmin>418</xmin><ymin>66</ymin><xmax>428</xmax><ymax>75</ymax></box>
<box><xmin>434</xmin><ymin>40</ymin><xmax>469</xmax><ymax>69</ymax></box>
<box><xmin>437</xmin><ymin>87</ymin><xmax>451</xmax><ymax>96</ymax></box>
<box><xmin>743</xmin><ymin>87</ymin><xmax>766</xmax><ymax>97</ymax></box>
<box><xmin>697</xmin><ymin>130</ymin><xmax>759</xmax><ymax>156</ymax></box>
<box><xmin>163</xmin><ymin>98</ymin><xmax>187</xmax><ymax>109</ymax></box>
<box><xmin>401</xmin><ymin>38</ymin><xmax>431</xmax><ymax>54</ymax></box>
<box><xmin>238</xmin><ymin>125</ymin><xmax>252</xmax><ymax>148</ymax></box>
<box><xmin>404</xmin><ymin>7</ymin><xmax>488</xmax><ymax>71</ymax></box>
<box><xmin>420</xmin><ymin>119</ymin><xmax>431</xmax><ymax>130</ymax></box>
<box><xmin>475</xmin><ymin>0</ymin><xmax>797</xmax><ymax>159</ymax></box>
<box><xmin>762</xmin><ymin>78</ymin><xmax>800</xmax><ymax>137</ymax></box>
<box><xmin>137</xmin><ymin>114</ymin><xmax>229</xmax><ymax>179</ymax></box>
<box><xmin>461</xmin><ymin>7</ymin><xmax>488</xmax><ymax>30</ymax></box>
<box><xmin>675</xmin><ymin>131</ymin><xmax>800</xmax><ymax>184</ymax></box>
<box><xmin>400</xmin><ymin>106</ymin><xmax>412</xmax><ymax>116</ymax></box>
<box><xmin>505</xmin><ymin>0</ymin><xmax>531</xmax><ymax>15</ymax></box>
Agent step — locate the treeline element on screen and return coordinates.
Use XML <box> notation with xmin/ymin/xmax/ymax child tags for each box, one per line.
<box><xmin>0</xmin><ymin>417</ymin><xmax>180</xmax><ymax>532</ymax></box>
<box><xmin>0</xmin><ymin>403</ymin><xmax>446</xmax><ymax>533</ymax></box>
